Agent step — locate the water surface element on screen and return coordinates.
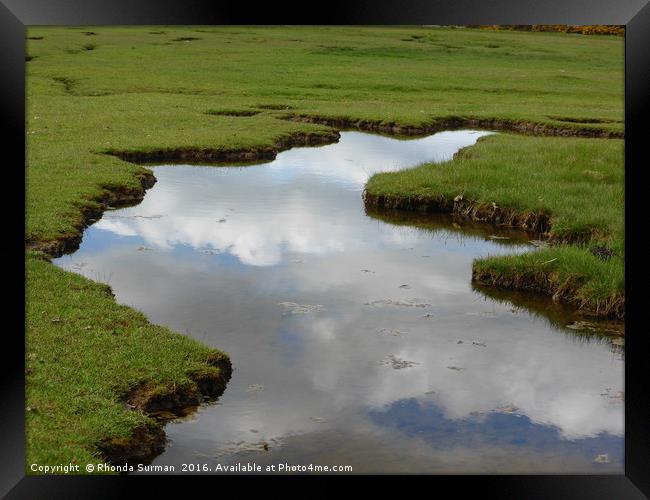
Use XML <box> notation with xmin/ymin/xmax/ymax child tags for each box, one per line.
<box><xmin>55</xmin><ymin>131</ymin><xmax>623</xmax><ymax>473</ymax></box>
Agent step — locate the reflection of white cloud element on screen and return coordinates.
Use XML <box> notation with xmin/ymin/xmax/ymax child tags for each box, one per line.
<box><xmin>94</xmin><ymin>131</ymin><xmax>492</xmax><ymax>266</ymax></box>
<box><xmin>97</xmin><ymin>220</ymin><xmax>139</xmax><ymax>238</ymax></box>
<box><xmin>271</xmin><ymin>130</ymin><xmax>494</xmax><ymax>186</ymax></box>
<box><xmin>56</xmin><ymin>130</ymin><xmax>623</xmax><ymax>467</ymax></box>
<box><xmin>62</xmin><ymin>240</ymin><xmax>623</xmax><ymax>443</ymax></box>
<box><xmin>295</xmin><ymin>304</ymin><xmax>623</xmax><ymax>441</ymax></box>
<box><xmin>98</xmin><ymin>208</ymin><xmax>351</xmax><ymax>266</ymax></box>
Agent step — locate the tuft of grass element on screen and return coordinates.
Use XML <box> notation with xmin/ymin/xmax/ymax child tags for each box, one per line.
<box><xmin>473</xmin><ymin>246</ymin><xmax>624</xmax><ymax>318</ymax></box>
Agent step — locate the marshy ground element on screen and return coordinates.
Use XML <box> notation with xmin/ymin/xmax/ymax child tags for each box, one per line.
<box><xmin>25</xmin><ymin>26</ymin><xmax>623</xmax><ymax>472</ymax></box>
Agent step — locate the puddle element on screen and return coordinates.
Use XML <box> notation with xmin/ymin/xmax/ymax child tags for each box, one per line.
<box><xmin>54</xmin><ymin>131</ymin><xmax>623</xmax><ymax>473</ymax></box>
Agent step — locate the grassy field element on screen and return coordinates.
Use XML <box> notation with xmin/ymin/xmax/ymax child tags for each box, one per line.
<box><xmin>26</xmin><ymin>26</ymin><xmax>624</xmax><ymax>469</ymax></box>
<box><xmin>26</xmin><ymin>26</ymin><xmax>623</xmax><ymax>243</ymax></box>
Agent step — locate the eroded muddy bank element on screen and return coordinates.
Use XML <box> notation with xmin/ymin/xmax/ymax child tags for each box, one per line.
<box><xmin>106</xmin><ymin>130</ymin><xmax>340</xmax><ymax>164</ymax></box>
<box><xmin>364</xmin><ymin>197</ymin><xmax>623</xmax><ymax>319</ymax></box>
<box><xmin>27</xmin><ymin>170</ymin><xmax>234</xmax><ymax>467</ymax></box>
<box><xmin>99</xmin><ymin>353</ymin><xmax>232</xmax><ymax>465</ymax></box>
<box><xmin>472</xmin><ymin>281</ymin><xmax>624</xmax><ymax>341</ymax></box>
<box><xmin>27</xmin><ymin>171</ymin><xmax>157</xmax><ymax>259</ymax></box>
<box><xmin>282</xmin><ymin>114</ymin><xmax>624</xmax><ymax>139</ymax></box>
<box><xmin>363</xmin><ymin>192</ymin><xmax>553</xmax><ymax>234</ymax></box>
<box><xmin>365</xmin><ymin>205</ymin><xmax>624</xmax><ymax>321</ymax></box>
<box><xmin>472</xmin><ymin>266</ymin><xmax>625</xmax><ymax>320</ymax></box>
<box><xmin>27</xmin><ymin>130</ymin><xmax>341</xmax><ymax>260</ymax></box>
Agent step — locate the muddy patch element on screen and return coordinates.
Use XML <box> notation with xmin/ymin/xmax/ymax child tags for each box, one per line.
<box><xmin>206</xmin><ymin>109</ymin><xmax>261</xmax><ymax>117</ymax></box>
<box><xmin>548</xmin><ymin>116</ymin><xmax>621</xmax><ymax>124</ymax></box>
<box><xmin>53</xmin><ymin>76</ymin><xmax>79</xmax><ymax>95</ymax></box>
<box><xmin>256</xmin><ymin>103</ymin><xmax>295</xmax><ymax>110</ymax></box>
<box><xmin>98</xmin><ymin>424</ymin><xmax>166</xmax><ymax>466</ymax></box>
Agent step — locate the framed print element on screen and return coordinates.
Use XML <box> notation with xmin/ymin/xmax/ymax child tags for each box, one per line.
<box><xmin>2</xmin><ymin>0</ymin><xmax>649</xmax><ymax>497</ymax></box>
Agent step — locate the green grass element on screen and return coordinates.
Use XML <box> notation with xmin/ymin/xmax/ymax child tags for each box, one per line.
<box><xmin>366</xmin><ymin>135</ymin><xmax>623</xmax><ymax>248</ymax></box>
<box><xmin>25</xmin><ymin>26</ymin><xmax>624</xmax><ymax>468</ymax></box>
<box><xmin>473</xmin><ymin>246</ymin><xmax>624</xmax><ymax>309</ymax></box>
<box><xmin>26</xmin><ymin>26</ymin><xmax>623</xmax><ymax>242</ymax></box>
<box><xmin>26</xmin><ymin>252</ymin><xmax>229</xmax><ymax>470</ymax></box>
<box><xmin>366</xmin><ymin>134</ymin><xmax>624</xmax><ymax>316</ymax></box>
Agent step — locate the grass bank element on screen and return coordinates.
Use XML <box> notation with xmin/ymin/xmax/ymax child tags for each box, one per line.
<box><xmin>365</xmin><ymin>134</ymin><xmax>624</xmax><ymax>318</ymax></box>
<box><xmin>26</xmin><ymin>252</ymin><xmax>231</xmax><ymax>469</ymax></box>
<box><xmin>26</xmin><ymin>26</ymin><xmax>623</xmax><ymax>468</ymax></box>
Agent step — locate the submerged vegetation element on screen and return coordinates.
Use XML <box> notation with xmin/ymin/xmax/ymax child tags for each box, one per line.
<box><xmin>26</xmin><ymin>26</ymin><xmax>623</xmax><ymax>468</ymax></box>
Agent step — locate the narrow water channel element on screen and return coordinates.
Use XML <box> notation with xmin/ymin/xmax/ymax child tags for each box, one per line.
<box><xmin>54</xmin><ymin>131</ymin><xmax>623</xmax><ymax>473</ymax></box>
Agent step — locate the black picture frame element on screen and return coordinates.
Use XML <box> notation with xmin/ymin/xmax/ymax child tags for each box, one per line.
<box><xmin>3</xmin><ymin>0</ymin><xmax>648</xmax><ymax>497</ymax></box>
